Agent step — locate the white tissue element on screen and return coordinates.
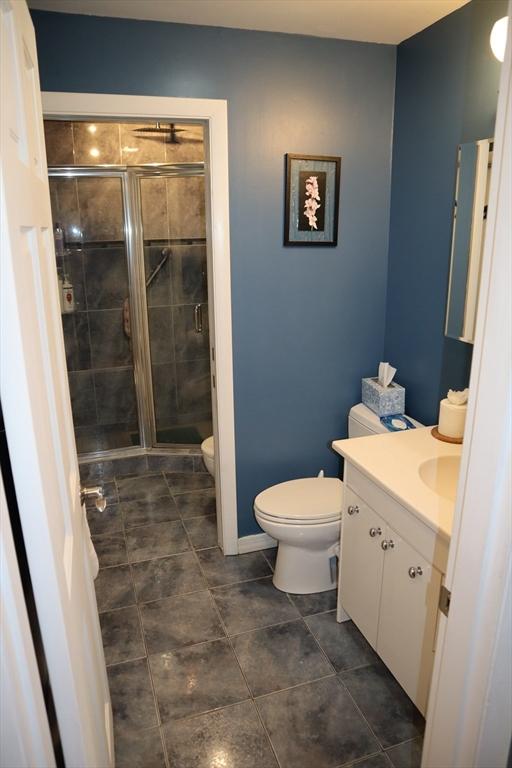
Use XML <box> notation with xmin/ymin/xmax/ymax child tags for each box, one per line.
<box><xmin>447</xmin><ymin>388</ymin><xmax>469</xmax><ymax>405</ymax></box>
<box><xmin>378</xmin><ymin>362</ymin><xmax>397</xmax><ymax>389</ymax></box>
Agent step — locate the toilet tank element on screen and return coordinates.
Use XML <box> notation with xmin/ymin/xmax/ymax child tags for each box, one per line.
<box><xmin>348</xmin><ymin>403</ymin><xmax>422</xmax><ymax>438</ymax></box>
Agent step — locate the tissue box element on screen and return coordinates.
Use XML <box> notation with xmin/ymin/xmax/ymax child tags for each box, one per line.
<box><xmin>362</xmin><ymin>377</ymin><xmax>405</xmax><ymax>417</ymax></box>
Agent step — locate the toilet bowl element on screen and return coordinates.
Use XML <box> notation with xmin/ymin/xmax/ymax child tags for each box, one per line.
<box><xmin>201</xmin><ymin>435</ymin><xmax>215</xmax><ymax>476</ymax></box>
<box><xmin>254</xmin><ymin>477</ymin><xmax>343</xmax><ymax>594</ymax></box>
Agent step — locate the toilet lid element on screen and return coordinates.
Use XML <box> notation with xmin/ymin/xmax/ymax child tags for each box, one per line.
<box><xmin>201</xmin><ymin>436</ymin><xmax>214</xmax><ymax>459</ymax></box>
<box><xmin>254</xmin><ymin>477</ymin><xmax>343</xmax><ymax>524</ymax></box>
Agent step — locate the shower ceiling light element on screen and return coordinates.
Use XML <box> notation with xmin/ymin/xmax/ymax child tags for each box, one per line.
<box><xmin>87</xmin><ymin>124</ymin><xmax>97</xmax><ymax>134</ymax></box>
<box><xmin>89</xmin><ymin>147</ymin><xmax>100</xmax><ymax>158</ymax></box>
<box><xmin>490</xmin><ymin>16</ymin><xmax>508</xmax><ymax>62</ymax></box>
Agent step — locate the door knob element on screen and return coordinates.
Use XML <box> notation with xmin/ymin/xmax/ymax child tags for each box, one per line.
<box><xmin>369</xmin><ymin>527</ymin><xmax>382</xmax><ymax>537</ymax></box>
<box><xmin>381</xmin><ymin>539</ymin><xmax>394</xmax><ymax>551</ymax></box>
<box><xmin>80</xmin><ymin>485</ymin><xmax>106</xmax><ymax>512</ymax></box>
<box><xmin>347</xmin><ymin>505</ymin><xmax>359</xmax><ymax>516</ymax></box>
<box><xmin>408</xmin><ymin>566</ymin><xmax>423</xmax><ymax>578</ymax></box>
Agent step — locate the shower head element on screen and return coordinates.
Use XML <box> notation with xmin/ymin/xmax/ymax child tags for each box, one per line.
<box><xmin>132</xmin><ymin>122</ymin><xmax>202</xmax><ymax>144</ymax></box>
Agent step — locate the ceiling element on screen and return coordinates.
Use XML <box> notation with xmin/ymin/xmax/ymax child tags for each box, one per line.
<box><xmin>28</xmin><ymin>0</ymin><xmax>470</xmax><ymax>45</ymax></box>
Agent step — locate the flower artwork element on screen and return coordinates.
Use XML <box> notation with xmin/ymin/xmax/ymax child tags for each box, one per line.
<box><xmin>284</xmin><ymin>154</ymin><xmax>341</xmax><ymax>246</ymax></box>
<box><xmin>303</xmin><ymin>176</ymin><xmax>321</xmax><ymax>230</ymax></box>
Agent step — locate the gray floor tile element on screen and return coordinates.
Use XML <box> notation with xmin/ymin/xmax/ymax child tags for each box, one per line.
<box><xmin>211</xmin><ymin>576</ymin><xmax>300</xmax><ymax>635</ymax></box>
<box><xmin>100</xmin><ymin>606</ymin><xmax>145</xmax><ymax>666</ymax></box>
<box><xmin>121</xmin><ymin>496</ymin><xmax>180</xmax><ymax>529</ymax></box>
<box><xmin>131</xmin><ymin>551</ymin><xmax>206</xmax><ymax>603</ymax></box>
<box><xmin>163</xmin><ymin>700</ymin><xmax>278</xmax><ymax>768</ymax></box>
<box><xmin>305</xmin><ymin>614</ymin><xmax>379</xmax><ymax>672</ymax></box>
<box><xmin>288</xmin><ymin>589</ymin><xmax>337</xmax><ymax>617</ymax></box>
<box><xmin>197</xmin><ymin>547</ymin><xmax>272</xmax><ymax>587</ymax></box>
<box><xmin>87</xmin><ymin>501</ymin><xmax>123</xmax><ymax>536</ymax></box>
<box><xmin>385</xmin><ymin>737</ymin><xmax>423</xmax><ymax>768</ymax></box>
<box><xmin>95</xmin><ymin>564</ymin><xmax>135</xmax><ymax>612</ymax></box>
<box><xmin>262</xmin><ymin>547</ymin><xmax>277</xmax><ymax>570</ymax></box>
<box><xmin>113</xmin><ymin>726</ymin><xmax>166</xmax><ymax>768</ymax></box>
<box><xmin>256</xmin><ymin>676</ymin><xmax>379</xmax><ymax>768</ymax></box>
<box><xmin>107</xmin><ymin>658</ymin><xmax>158</xmax><ymax>731</ymax></box>
<box><xmin>149</xmin><ymin>638</ymin><xmax>250</xmax><ymax>721</ymax></box>
<box><xmin>349</xmin><ymin>754</ymin><xmax>393</xmax><ymax>768</ymax></box>
<box><xmin>125</xmin><ymin>520</ymin><xmax>190</xmax><ymax>562</ymax></box>
<box><xmin>182</xmin><ymin>514</ymin><xmax>218</xmax><ymax>549</ymax></box>
<box><xmin>94</xmin><ymin>532</ymin><xmax>128</xmax><ymax>568</ymax></box>
<box><xmin>112</xmin><ymin>455</ymin><xmax>149</xmax><ymax>477</ymax></box>
<box><xmin>117</xmin><ymin>473</ymin><xmax>170</xmax><ymax>502</ymax></box>
<box><xmin>340</xmin><ymin>663</ymin><xmax>424</xmax><ymax>749</ymax></box>
<box><xmin>140</xmin><ymin>591</ymin><xmax>225</xmax><ymax>654</ymax></box>
<box><xmin>232</xmin><ymin>619</ymin><xmax>333</xmax><ymax>696</ymax></box>
<box><xmin>175</xmin><ymin>488</ymin><xmax>216</xmax><ymax>518</ymax></box>
<box><xmin>165</xmin><ymin>471</ymin><xmax>214</xmax><ymax>494</ymax></box>
<box><xmin>149</xmin><ymin>454</ymin><xmax>194</xmax><ymax>473</ymax></box>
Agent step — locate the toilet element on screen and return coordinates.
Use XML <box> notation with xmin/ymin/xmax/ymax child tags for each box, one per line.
<box><xmin>201</xmin><ymin>435</ymin><xmax>215</xmax><ymax>476</ymax></box>
<box><xmin>255</xmin><ymin>403</ymin><xmax>422</xmax><ymax>594</ymax></box>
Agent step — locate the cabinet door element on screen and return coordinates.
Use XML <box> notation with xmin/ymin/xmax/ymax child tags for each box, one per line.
<box><xmin>377</xmin><ymin>530</ymin><xmax>442</xmax><ymax>715</ymax></box>
<box><xmin>340</xmin><ymin>492</ymin><xmax>385</xmax><ymax>648</ymax></box>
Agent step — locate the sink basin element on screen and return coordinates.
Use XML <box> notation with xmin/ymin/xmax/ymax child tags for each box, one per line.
<box><xmin>419</xmin><ymin>455</ymin><xmax>461</xmax><ymax>501</ymax></box>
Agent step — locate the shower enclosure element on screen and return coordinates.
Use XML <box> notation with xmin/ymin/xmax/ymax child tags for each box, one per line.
<box><xmin>45</xmin><ymin>120</ymin><xmax>212</xmax><ymax>456</ymax></box>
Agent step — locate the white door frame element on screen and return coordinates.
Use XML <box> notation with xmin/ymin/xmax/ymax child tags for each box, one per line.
<box><xmin>422</xmin><ymin>16</ymin><xmax>511</xmax><ymax>767</ymax></box>
<box><xmin>42</xmin><ymin>91</ymin><xmax>239</xmax><ymax>555</ymax></box>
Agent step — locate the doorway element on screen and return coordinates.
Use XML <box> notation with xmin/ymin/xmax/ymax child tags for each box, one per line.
<box><xmin>42</xmin><ymin>93</ymin><xmax>238</xmax><ymax>555</ymax></box>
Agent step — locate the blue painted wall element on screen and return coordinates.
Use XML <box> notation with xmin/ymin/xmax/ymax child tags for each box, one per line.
<box><xmin>31</xmin><ymin>11</ymin><xmax>396</xmax><ymax>535</ymax></box>
<box><xmin>384</xmin><ymin>0</ymin><xmax>506</xmax><ymax>425</ymax></box>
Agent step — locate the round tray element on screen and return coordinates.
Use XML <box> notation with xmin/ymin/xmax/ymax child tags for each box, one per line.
<box><xmin>431</xmin><ymin>426</ymin><xmax>463</xmax><ymax>444</ymax></box>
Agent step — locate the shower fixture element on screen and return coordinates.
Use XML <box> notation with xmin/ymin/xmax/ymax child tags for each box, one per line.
<box><xmin>133</xmin><ymin>122</ymin><xmax>202</xmax><ymax>144</ymax></box>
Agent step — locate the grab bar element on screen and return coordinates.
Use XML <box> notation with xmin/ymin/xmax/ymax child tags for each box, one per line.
<box><xmin>194</xmin><ymin>304</ymin><xmax>203</xmax><ymax>333</ymax></box>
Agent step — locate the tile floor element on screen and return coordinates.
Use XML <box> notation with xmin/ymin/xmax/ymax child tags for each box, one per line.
<box><xmin>88</xmin><ymin>464</ymin><xmax>424</xmax><ymax>768</ymax></box>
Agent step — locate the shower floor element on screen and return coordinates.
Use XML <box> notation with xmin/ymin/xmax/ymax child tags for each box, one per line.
<box><xmin>85</xmin><ymin>459</ymin><xmax>424</xmax><ymax>768</ymax></box>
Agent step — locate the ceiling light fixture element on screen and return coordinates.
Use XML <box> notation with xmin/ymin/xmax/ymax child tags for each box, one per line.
<box><xmin>490</xmin><ymin>16</ymin><xmax>508</xmax><ymax>63</ymax></box>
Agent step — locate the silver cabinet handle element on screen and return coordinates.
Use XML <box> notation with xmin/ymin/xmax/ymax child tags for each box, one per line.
<box><xmin>80</xmin><ymin>485</ymin><xmax>106</xmax><ymax>512</ymax></box>
<box><xmin>369</xmin><ymin>527</ymin><xmax>382</xmax><ymax>537</ymax></box>
<box><xmin>408</xmin><ymin>566</ymin><xmax>423</xmax><ymax>578</ymax></box>
<box><xmin>381</xmin><ymin>539</ymin><xmax>394</xmax><ymax>551</ymax></box>
<box><xmin>347</xmin><ymin>505</ymin><xmax>359</xmax><ymax>516</ymax></box>
<box><xmin>194</xmin><ymin>304</ymin><xmax>203</xmax><ymax>333</ymax></box>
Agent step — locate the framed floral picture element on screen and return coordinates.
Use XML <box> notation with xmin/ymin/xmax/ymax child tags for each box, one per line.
<box><xmin>284</xmin><ymin>154</ymin><xmax>341</xmax><ymax>246</ymax></box>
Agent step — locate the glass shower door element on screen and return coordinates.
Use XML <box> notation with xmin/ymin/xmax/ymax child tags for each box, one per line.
<box><xmin>49</xmin><ymin>172</ymin><xmax>141</xmax><ymax>453</ymax></box>
<box><xmin>139</xmin><ymin>172</ymin><xmax>212</xmax><ymax>445</ymax></box>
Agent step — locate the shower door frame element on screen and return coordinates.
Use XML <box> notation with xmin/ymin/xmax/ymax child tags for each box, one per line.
<box><xmin>43</xmin><ymin>92</ymin><xmax>239</xmax><ymax>555</ymax></box>
<box><xmin>49</xmin><ymin>163</ymin><xmax>208</xmax><ymax>455</ymax></box>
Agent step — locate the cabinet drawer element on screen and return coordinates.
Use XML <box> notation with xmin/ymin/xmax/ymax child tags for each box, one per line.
<box><xmin>340</xmin><ymin>488</ymin><xmax>386</xmax><ymax>648</ymax></box>
<box><xmin>377</xmin><ymin>528</ymin><xmax>442</xmax><ymax>715</ymax></box>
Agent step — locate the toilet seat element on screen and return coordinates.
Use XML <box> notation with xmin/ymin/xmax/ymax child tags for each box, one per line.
<box><xmin>254</xmin><ymin>477</ymin><xmax>343</xmax><ymax>526</ymax></box>
<box><xmin>201</xmin><ymin>435</ymin><xmax>214</xmax><ymax>459</ymax></box>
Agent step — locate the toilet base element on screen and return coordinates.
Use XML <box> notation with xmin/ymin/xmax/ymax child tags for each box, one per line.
<box><xmin>272</xmin><ymin>542</ymin><xmax>337</xmax><ymax>594</ymax></box>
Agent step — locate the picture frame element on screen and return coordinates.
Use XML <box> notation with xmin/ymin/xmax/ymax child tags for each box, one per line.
<box><xmin>284</xmin><ymin>153</ymin><xmax>341</xmax><ymax>246</ymax></box>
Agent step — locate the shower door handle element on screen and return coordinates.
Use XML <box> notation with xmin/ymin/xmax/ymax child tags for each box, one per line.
<box><xmin>194</xmin><ymin>304</ymin><xmax>203</xmax><ymax>333</ymax></box>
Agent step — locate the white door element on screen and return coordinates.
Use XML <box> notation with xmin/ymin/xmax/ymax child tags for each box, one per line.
<box><xmin>377</xmin><ymin>530</ymin><xmax>442</xmax><ymax>715</ymax></box>
<box><xmin>340</xmin><ymin>490</ymin><xmax>385</xmax><ymax>647</ymax></box>
<box><xmin>0</xmin><ymin>2</ymin><xmax>113</xmax><ymax>766</ymax></box>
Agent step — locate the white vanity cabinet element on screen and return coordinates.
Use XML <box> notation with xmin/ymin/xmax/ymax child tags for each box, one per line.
<box><xmin>339</xmin><ymin>467</ymin><xmax>448</xmax><ymax>716</ymax></box>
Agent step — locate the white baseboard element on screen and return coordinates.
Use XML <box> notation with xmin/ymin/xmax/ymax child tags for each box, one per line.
<box><xmin>237</xmin><ymin>533</ymin><xmax>277</xmax><ymax>554</ymax></box>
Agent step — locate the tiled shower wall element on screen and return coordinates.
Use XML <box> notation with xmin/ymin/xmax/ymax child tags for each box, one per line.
<box><xmin>45</xmin><ymin>120</ymin><xmax>210</xmax><ymax>452</ymax></box>
<box><xmin>44</xmin><ymin>120</ymin><xmax>204</xmax><ymax>168</ymax></box>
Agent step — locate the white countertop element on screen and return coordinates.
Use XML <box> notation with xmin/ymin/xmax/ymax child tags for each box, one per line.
<box><xmin>332</xmin><ymin>427</ymin><xmax>462</xmax><ymax>541</ymax></box>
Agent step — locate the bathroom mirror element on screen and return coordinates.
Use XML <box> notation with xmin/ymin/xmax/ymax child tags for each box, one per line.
<box><xmin>445</xmin><ymin>138</ymin><xmax>493</xmax><ymax>344</ymax></box>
